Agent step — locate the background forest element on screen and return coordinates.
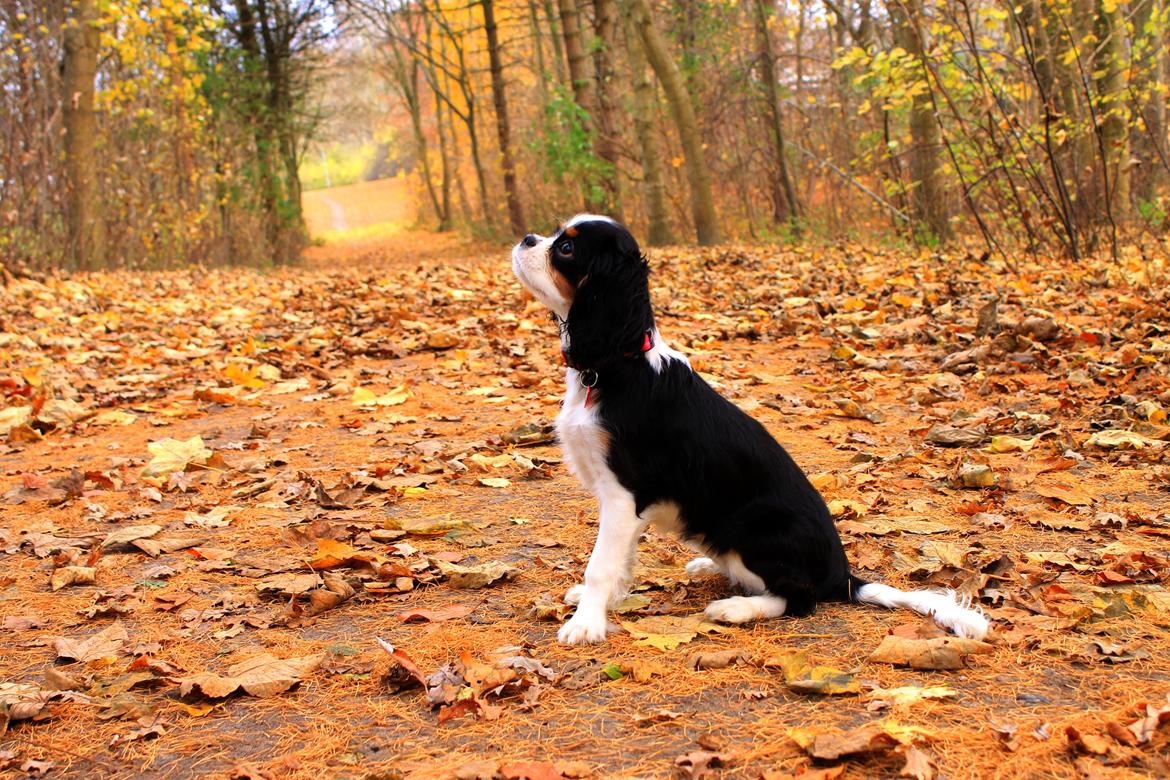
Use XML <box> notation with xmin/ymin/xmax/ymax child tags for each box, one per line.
<box><xmin>2</xmin><ymin>0</ymin><xmax>1169</xmax><ymax>270</ymax></box>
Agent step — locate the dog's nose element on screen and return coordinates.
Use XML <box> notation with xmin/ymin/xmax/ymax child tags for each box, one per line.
<box><xmin>522</xmin><ymin>234</ymin><xmax>539</xmax><ymax>248</ymax></box>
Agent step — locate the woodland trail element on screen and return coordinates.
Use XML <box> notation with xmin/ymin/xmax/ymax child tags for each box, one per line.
<box><xmin>1</xmin><ymin>233</ymin><xmax>1168</xmax><ymax>779</ymax></box>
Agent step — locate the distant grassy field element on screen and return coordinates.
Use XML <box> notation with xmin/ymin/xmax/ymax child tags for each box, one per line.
<box><xmin>301</xmin><ymin>176</ymin><xmax>417</xmax><ymax>242</ymax></box>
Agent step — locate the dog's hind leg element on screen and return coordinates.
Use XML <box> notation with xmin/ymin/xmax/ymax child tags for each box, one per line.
<box><xmin>705</xmin><ymin>594</ymin><xmax>788</xmax><ymax>624</ymax></box>
<box><xmin>684</xmin><ymin>556</ymin><xmax>725</xmax><ymax>578</ymax></box>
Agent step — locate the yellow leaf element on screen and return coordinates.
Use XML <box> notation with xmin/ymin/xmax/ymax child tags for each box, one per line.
<box><xmin>142</xmin><ymin>436</ymin><xmax>212</xmax><ymax>477</ymax></box>
<box><xmin>620</xmin><ymin>614</ymin><xmax>723</xmax><ymax>652</ymax></box>
<box><xmin>309</xmin><ymin>538</ymin><xmax>361</xmax><ymax>569</ymax></box>
<box><xmin>352</xmin><ymin>385</ymin><xmax>411</xmax><ymax>406</ymax></box>
<box><xmin>224</xmin><ymin>363</ymin><xmax>265</xmax><ymax>388</ymax></box>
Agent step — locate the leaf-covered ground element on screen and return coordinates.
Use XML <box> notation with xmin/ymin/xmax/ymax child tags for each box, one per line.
<box><xmin>1</xmin><ymin>233</ymin><xmax>1169</xmax><ymax>780</ymax></box>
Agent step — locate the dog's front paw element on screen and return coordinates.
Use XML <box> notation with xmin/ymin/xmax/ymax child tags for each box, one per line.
<box><xmin>557</xmin><ymin>612</ymin><xmax>609</xmax><ymax>645</ymax></box>
<box><xmin>563</xmin><ymin>583</ymin><xmax>586</xmax><ymax>605</ymax></box>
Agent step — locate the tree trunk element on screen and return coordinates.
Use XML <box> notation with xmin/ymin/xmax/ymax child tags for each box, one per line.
<box><xmin>541</xmin><ymin>0</ymin><xmax>568</xmax><ymax>86</ymax></box>
<box><xmin>434</xmin><ymin>85</ymin><xmax>453</xmax><ymax>230</ymax></box>
<box><xmin>233</xmin><ymin>0</ymin><xmax>283</xmax><ymax>259</ymax></box>
<box><xmin>625</xmin><ymin>0</ymin><xmax>721</xmax><ymax>245</ymax></box>
<box><xmin>557</xmin><ymin>0</ymin><xmax>596</xmax><ymax>118</ymax></box>
<box><xmin>526</xmin><ymin>0</ymin><xmax>551</xmax><ymax>106</ymax></box>
<box><xmin>405</xmin><ymin>59</ymin><xmax>445</xmax><ymax>231</ymax></box>
<box><xmin>890</xmin><ymin>0</ymin><xmax>951</xmax><ymax>241</ymax></box>
<box><xmin>621</xmin><ymin>0</ymin><xmax>672</xmax><ymax>244</ymax></box>
<box><xmin>557</xmin><ymin>0</ymin><xmax>603</xmax><ymax>211</ymax></box>
<box><xmin>753</xmin><ymin>0</ymin><xmax>800</xmax><ymax>225</ymax></box>
<box><xmin>482</xmin><ymin>0</ymin><xmax>525</xmax><ymax>234</ymax></box>
<box><xmin>1132</xmin><ymin>0</ymin><xmax>1166</xmax><ymax>201</ymax></box>
<box><xmin>62</xmin><ymin>0</ymin><xmax>104</xmax><ymax>270</ymax></box>
<box><xmin>1094</xmin><ymin>0</ymin><xmax>1131</xmax><ymax>220</ymax></box>
<box><xmin>592</xmin><ymin>0</ymin><xmax>622</xmax><ymax>216</ymax></box>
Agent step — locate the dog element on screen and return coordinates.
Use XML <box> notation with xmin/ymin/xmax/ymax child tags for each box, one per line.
<box><xmin>511</xmin><ymin>215</ymin><xmax>990</xmax><ymax>645</ymax></box>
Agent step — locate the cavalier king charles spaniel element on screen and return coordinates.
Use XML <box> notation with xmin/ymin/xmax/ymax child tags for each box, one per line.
<box><xmin>512</xmin><ymin>215</ymin><xmax>989</xmax><ymax>645</ymax></box>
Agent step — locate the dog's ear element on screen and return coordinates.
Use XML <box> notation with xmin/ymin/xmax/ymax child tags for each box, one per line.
<box><xmin>564</xmin><ymin>234</ymin><xmax>652</xmax><ymax>367</ymax></box>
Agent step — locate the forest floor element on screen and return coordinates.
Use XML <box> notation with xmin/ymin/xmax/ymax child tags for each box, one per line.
<box><xmin>1</xmin><ymin>227</ymin><xmax>1169</xmax><ymax>780</ymax></box>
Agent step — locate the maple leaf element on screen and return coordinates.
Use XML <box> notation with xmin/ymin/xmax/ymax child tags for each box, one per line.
<box><xmin>141</xmin><ymin>436</ymin><xmax>212</xmax><ymax>477</ymax></box>
<box><xmin>619</xmin><ymin>614</ymin><xmax>726</xmax><ymax>651</ymax></box>
<box><xmin>176</xmin><ymin>653</ymin><xmax>324</xmax><ymax>699</ymax></box>
<box><xmin>54</xmin><ymin>622</ymin><xmax>129</xmax><ymax>663</ymax></box>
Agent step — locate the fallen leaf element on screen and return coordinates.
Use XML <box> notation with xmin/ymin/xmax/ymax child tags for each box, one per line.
<box><xmin>352</xmin><ymin>385</ymin><xmax>410</xmax><ymax>406</ymax></box>
<box><xmin>141</xmin><ymin>436</ymin><xmax>213</xmax><ymax>477</ymax></box>
<box><xmin>863</xmin><ymin>685</ymin><xmax>958</xmax><ymax>710</ymax></box>
<box><xmin>385</xmin><ymin>515</ymin><xmax>467</xmax><ymax>536</ymax></box>
<box><xmin>398</xmin><ymin>604</ymin><xmax>475</xmax><ymax>623</ymax></box>
<box><xmin>869</xmin><ymin>635</ymin><xmax>993</xmax><ymax>670</ymax></box>
<box><xmin>54</xmin><ymin>622</ymin><xmax>129</xmax><ymax>663</ymax></box>
<box><xmin>620</xmin><ymin>614</ymin><xmax>723</xmax><ymax>652</ymax></box>
<box><xmin>790</xmin><ymin>722</ymin><xmax>930</xmax><ymax>760</ymax></box>
<box><xmin>101</xmin><ymin>524</ymin><xmax>162</xmax><ymax>549</ymax></box>
<box><xmin>634</xmin><ymin>708</ymin><xmax>685</xmax><ymax>726</ymax></box>
<box><xmin>900</xmin><ymin>745</ymin><xmax>935</xmax><ymax>779</ymax></box>
<box><xmin>303</xmin><ymin>574</ymin><xmax>357</xmax><ymax>616</ymax></box>
<box><xmin>1085</xmin><ymin>430</ymin><xmax>1164</xmax><ymax>450</ymax></box>
<box><xmin>436</xmin><ymin>560</ymin><xmax>517</xmax><ymax>589</ymax></box>
<box><xmin>176</xmin><ymin>653</ymin><xmax>323</xmax><ymax>698</ymax></box>
<box><xmin>0</xmin><ymin>683</ymin><xmax>59</xmax><ymax>731</ymax></box>
<box><xmin>256</xmin><ymin>572</ymin><xmax>323</xmax><ymax>595</ymax></box>
<box><xmin>1065</xmin><ymin>725</ymin><xmax>1110</xmax><ymax>756</ymax></box>
<box><xmin>499</xmin><ymin>761</ymin><xmax>563</xmax><ymax>780</ymax></box>
<box><xmin>686</xmin><ymin>648</ymin><xmax>747</xmax><ymax>670</ymax></box>
<box><xmin>375</xmin><ymin>638</ymin><xmax>427</xmax><ymax>692</ymax></box>
<box><xmin>674</xmin><ymin>749</ymin><xmax>736</xmax><ymax>778</ymax></box>
<box><xmin>764</xmin><ymin>650</ymin><xmax>860</xmax><ymax>695</ymax></box>
<box><xmin>0</xmin><ymin>406</ymin><xmax>32</xmax><ymax>436</ymax></box>
<box><xmin>49</xmin><ymin>566</ymin><xmax>96</xmax><ymax>591</ymax></box>
<box><xmin>1034</xmin><ymin>482</ymin><xmax>1094</xmax><ymax>506</ymax></box>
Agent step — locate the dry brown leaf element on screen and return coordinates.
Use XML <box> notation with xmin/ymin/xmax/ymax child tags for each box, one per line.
<box><xmin>900</xmin><ymin>745</ymin><xmax>935</xmax><ymax>779</ymax></box>
<box><xmin>304</xmin><ymin>573</ymin><xmax>356</xmax><ymax>616</ymax></box>
<box><xmin>176</xmin><ymin>653</ymin><xmax>323</xmax><ymax>699</ymax></box>
<box><xmin>1034</xmin><ymin>482</ymin><xmax>1094</xmax><ymax>506</ymax></box>
<box><xmin>686</xmin><ymin>648</ymin><xmax>747</xmax><ymax>670</ymax></box>
<box><xmin>101</xmin><ymin>524</ymin><xmax>162</xmax><ymax>548</ymax></box>
<box><xmin>375</xmin><ymin>638</ymin><xmax>427</xmax><ymax>692</ymax></box>
<box><xmin>869</xmin><ymin>635</ymin><xmax>993</xmax><ymax>670</ymax></box>
<box><xmin>398</xmin><ymin>603</ymin><xmax>475</xmax><ymax>623</ymax></box>
<box><xmin>54</xmin><ymin>622</ymin><xmax>129</xmax><ymax>663</ymax></box>
<box><xmin>49</xmin><ymin>565</ymin><xmax>95</xmax><ymax>591</ymax></box>
<box><xmin>436</xmin><ymin>560</ymin><xmax>517</xmax><ymax>589</ymax></box>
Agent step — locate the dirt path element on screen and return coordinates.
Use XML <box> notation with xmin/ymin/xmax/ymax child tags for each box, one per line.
<box><xmin>1</xmin><ymin>235</ymin><xmax>1168</xmax><ymax>779</ymax></box>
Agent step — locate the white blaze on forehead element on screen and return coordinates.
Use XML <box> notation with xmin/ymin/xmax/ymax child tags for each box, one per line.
<box><xmin>564</xmin><ymin>213</ymin><xmax>619</xmax><ymax>229</ymax></box>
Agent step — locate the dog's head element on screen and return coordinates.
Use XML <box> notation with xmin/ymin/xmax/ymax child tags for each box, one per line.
<box><xmin>512</xmin><ymin>215</ymin><xmax>653</xmax><ymax>367</ymax></box>
<box><xmin>511</xmin><ymin>214</ymin><xmax>646</xmax><ymax>321</ymax></box>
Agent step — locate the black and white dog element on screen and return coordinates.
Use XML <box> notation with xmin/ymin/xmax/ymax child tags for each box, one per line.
<box><xmin>512</xmin><ymin>215</ymin><xmax>989</xmax><ymax>645</ymax></box>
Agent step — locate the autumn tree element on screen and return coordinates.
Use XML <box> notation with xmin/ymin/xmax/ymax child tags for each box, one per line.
<box><xmin>888</xmin><ymin>0</ymin><xmax>950</xmax><ymax>242</ymax></box>
<box><xmin>482</xmin><ymin>0</ymin><xmax>526</xmax><ymax>234</ymax></box>
<box><xmin>621</xmin><ymin>0</ymin><xmax>671</xmax><ymax>245</ymax></box>
<box><xmin>753</xmin><ymin>0</ymin><xmax>800</xmax><ymax>226</ymax></box>
<box><xmin>623</xmin><ymin>0</ymin><xmax>721</xmax><ymax>245</ymax></box>
<box><xmin>62</xmin><ymin>0</ymin><xmax>104</xmax><ymax>270</ymax></box>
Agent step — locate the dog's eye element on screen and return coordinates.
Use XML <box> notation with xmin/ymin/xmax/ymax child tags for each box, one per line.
<box><xmin>556</xmin><ymin>239</ymin><xmax>573</xmax><ymax>257</ymax></box>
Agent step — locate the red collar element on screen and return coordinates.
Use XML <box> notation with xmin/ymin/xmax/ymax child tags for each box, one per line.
<box><xmin>562</xmin><ymin>331</ymin><xmax>653</xmax><ymax>408</ymax></box>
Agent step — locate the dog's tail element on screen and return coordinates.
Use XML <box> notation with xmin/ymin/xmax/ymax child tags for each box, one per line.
<box><xmin>849</xmin><ymin>575</ymin><xmax>989</xmax><ymax>640</ymax></box>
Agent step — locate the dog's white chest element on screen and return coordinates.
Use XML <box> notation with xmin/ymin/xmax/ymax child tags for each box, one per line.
<box><xmin>556</xmin><ymin>369</ymin><xmax>611</xmax><ymax>493</ymax></box>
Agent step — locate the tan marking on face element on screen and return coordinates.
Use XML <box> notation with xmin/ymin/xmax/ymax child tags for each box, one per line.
<box><xmin>551</xmin><ymin>265</ymin><xmax>575</xmax><ymax>302</ymax></box>
<box><xmin>564</xmin><ymin>226</ymin><xmax>578</xmax><ymax>237</ymax></box>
